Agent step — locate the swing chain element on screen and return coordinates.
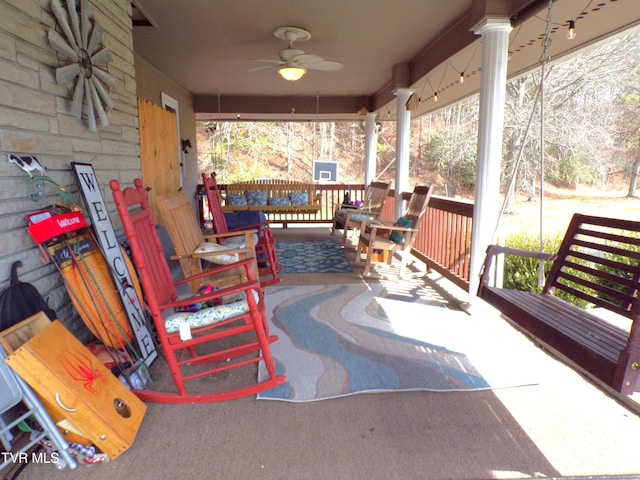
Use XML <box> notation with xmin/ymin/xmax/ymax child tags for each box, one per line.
<box><xmin>540</xmin><ymin>0</ymin><xmax>553</xmax><ymax>64</ymax></box>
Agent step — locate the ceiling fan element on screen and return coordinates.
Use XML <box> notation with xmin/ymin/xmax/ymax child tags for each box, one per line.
<box><xmin>251</xmin><ymin>26</ymin><xmax>343</xmax><ymax>81</ymax></box>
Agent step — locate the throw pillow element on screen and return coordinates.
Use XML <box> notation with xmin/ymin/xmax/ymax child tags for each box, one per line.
<box><xmin>246</xmin><ymin>190</ymin><xmax>268</xmax><ymax>206</ymax></box>
<box><xmin>194</xmin><ymin>242</ymin><xmax>239</xmax><ymax>265</ymax></box>
<box><xmin>289</xmin><ymin>192</ymin><xmax>309</xmax><ymax>206</ymax></box>
<box><xmin>389</xmin><ymin>217</ymin><xmax>413</xmax><ymax>244</ymax></box>
<box><xmin>269</xmin><ymin>196</ymin><xmax>290</xmax><ymax>206</ymax></box>
<box><xmin>226</xmin><ymin>194</ymin><xmax>247</xmax><ymax>206</ymax></box>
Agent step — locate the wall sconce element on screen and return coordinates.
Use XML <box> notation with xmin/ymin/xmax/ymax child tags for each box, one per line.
<box><xmin>181</xmin><ymin>139</ymin><xmax>192</xmax><ymax>154</ymax></box>
<box><xmin>278</xmin><ymin>63</ymin><xmax>306</xmax><ymax>81</ymax></box>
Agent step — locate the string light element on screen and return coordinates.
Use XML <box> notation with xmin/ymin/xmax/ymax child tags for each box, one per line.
<box><xmin>426</xmin><ymin>78</ymin><xmax>438</xmax><ymax>102</ymax></box>
<box><xmin>567</xmin><ymin>20</ymin><xmax>576</xmax><ymax>40</ymax></box>
<box><xmin>459</xmin><ymin>72</ymin><xmax>465</xmax><ymax>83</ymax></box>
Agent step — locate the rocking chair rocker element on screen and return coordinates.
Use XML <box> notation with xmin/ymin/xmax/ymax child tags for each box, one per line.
<box><xmin>110</xmin><ymin>178</ymin><xmax>285</xmax><ymax>404</ymax></box>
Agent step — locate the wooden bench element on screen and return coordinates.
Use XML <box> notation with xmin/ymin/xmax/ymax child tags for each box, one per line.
<box><xmin>223</xmin><ymin>179</ymin><xmax>321</xmax><ymax>214</ymax></box>
<box><xmin>478</xmin><ymin>213</ymin><xmax>640</xmax><ymax>395</ymax></box>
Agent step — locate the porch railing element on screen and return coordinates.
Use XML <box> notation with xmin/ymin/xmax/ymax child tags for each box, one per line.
<box><xmin>200</xmin><ymin>183</ymin><xmax>473</xmax><ymax>292</ymax></box>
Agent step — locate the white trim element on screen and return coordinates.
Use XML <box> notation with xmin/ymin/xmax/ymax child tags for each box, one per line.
<box><xmin>161</xmin><ymin>92</ymin><xmax>184</xmax><ymax>188</ymax></box>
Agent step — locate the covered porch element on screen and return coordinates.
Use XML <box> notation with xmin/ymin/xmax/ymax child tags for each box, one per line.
<box><xmin>205</xmin><ymin>182</ymin><xmax>473</xmax><ymax>290</ymax></box>
<box><xmin>21</xmin><ymin>224</ymin><xmax>640</xmax><ymax>479</ymax></box>
<box><xmin>3</xmin><ymin>1</ymin><xmax>640</xmax><ymax>477</ymax></box>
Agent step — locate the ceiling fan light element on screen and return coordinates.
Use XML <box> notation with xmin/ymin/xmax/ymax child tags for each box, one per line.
<box><xmin>278</xmin><ymin>65</ymin><xmax>306</xmax><ymax>81</ymax></box>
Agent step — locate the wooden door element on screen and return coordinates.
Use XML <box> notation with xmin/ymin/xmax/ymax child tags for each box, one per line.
<box><xmin>137</xmin><ymin>98</ymin><xmax>180</xmax><ymax>224</ymax></box>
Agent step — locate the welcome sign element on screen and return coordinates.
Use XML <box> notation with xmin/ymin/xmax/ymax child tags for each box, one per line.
<box><xmin>71</xmin><ymin>163</ymin><xmax>157</xmax><ymax>366</ymax></box>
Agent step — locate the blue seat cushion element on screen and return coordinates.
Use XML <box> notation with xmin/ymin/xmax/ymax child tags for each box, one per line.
<box><xmin>225</xmin><ymin>211</ymin><xmax>267</xmax><ymax>230</ymax></box>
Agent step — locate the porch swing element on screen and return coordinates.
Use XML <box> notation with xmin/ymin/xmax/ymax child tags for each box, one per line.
<box><xmin>478</xmin><ymin>1</ymin><xmax>640</xmax><ymax>396</ymax></box>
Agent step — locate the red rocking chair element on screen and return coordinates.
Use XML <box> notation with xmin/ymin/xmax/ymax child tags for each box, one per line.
<box><xmin>201</xmin><ymin>172</ymin><xmax>282</xmax><ymax>286</ymax></box>
<box><xmin>110</xmin><ymin>178</ymin><xmax>285</xmax><ymax>404</ymax></box>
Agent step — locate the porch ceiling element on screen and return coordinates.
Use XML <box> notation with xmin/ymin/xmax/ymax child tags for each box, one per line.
<box><xmin>131</xmin><ymin>0</ymin><xmax>640</xmax><ymax>121</ymax></box>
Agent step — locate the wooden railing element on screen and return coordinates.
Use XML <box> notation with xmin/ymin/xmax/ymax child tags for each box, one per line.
<box><xmin>199</xmin><ymin>183</ymin><xmax>473</xmax><ymax>291</ymax></box>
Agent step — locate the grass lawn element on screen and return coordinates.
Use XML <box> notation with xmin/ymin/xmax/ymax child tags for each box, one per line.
<box><xmin>494</xmin><ymin>186</ymin><xmax>640</xmax><ymax>238</ymax></box>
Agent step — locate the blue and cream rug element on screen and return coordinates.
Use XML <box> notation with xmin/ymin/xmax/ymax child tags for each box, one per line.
<box><xmin>258</xmin><ymin>283</ymin><xmax>539</xmax><ymax>401</ymax></box>
<box><xmin>275</xmin><ymin>240</ymin><xmax>352</xmax><ymax>274</ymax></box>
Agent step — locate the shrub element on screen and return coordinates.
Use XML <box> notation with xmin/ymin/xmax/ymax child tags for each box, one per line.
<box><xmin>502</xmin><ymin>232</ymin><xmax>563</xmax><ymax>294</ymax></box>
<box><xmin>502</xmin><ymin>230</ymin><xmax>640</xmax><ymax>309</ymax></box>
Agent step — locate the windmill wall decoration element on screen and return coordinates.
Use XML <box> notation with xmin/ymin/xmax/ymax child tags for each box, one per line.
<box><xmin>47</xmin><ymin>0</ymin><xmax>115</xmax><ymax>132</ymax></box>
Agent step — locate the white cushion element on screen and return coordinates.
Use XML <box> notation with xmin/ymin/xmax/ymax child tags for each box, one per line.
<box><xmin>194</xmin><ymin>242</ymin><xmax>239</xmax><ymax>265</ymax></box>
<box><xmin>220</xmin><ymin>234</ymin><xmax>259</xmax><ymax>249</ymax></box>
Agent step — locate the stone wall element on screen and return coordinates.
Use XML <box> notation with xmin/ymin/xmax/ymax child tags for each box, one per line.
<box><xmin>0</xmin><ymin>0</ymin><xmax>140</xmax><ymax>338</ymax></box>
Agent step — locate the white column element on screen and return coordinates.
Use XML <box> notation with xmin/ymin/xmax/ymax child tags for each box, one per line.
<box><xmin>468</xmin><ymin>17</ymin><xmax>512</xmax><ymax>303</ymax></box>
<box><xmin>394</xmin><ymin>88</ymin><xmax>414</xmax><ymax>218</ymax></box>
<box><xmin>364</xmin><ymin>112</ymin><xmax>378</xmax><ymax>186</ymax></box>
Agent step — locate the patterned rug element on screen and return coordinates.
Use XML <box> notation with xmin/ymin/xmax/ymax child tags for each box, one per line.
<box><xmin>258</xmin><ymin>283</ymin><xmax>539</xmax><ymax>401</ymax></box>
<box><xmin>275</xmin><ymin>240</ymin><xmax>352</xmax><ymax>274</ymax></box>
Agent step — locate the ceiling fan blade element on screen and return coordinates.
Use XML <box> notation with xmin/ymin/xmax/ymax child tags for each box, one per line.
<box><xmin>248</xmin><ymin>64</ymin><xmax>276</xmax><ymax>72</ymax></box>
<box><xmin>294</xmin><ymin>53</ymin><xmax>324</xmax><ymax>65</ymax></box>
<box><xmin>306</xmin><ymin>60</ymin><xmax>343</xmax><ymax>71</ymax></box>
<box><xmin>254</xmin><ymin>58</ymin><xmax>282</xmax><ymax>64</ymax></box>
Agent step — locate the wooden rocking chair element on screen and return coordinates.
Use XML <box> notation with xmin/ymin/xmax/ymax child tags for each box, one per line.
<box><xmin>331</xmin><ymin>181</ymin><xmax>390</xmax><ymax>247</ymax></box>
<box><xmin>202</xmin><ymin>172</ymin><xmax>281</xmax><ymax>286</ymax></box>
<box><xmin>157</xmin><ymin>191</ymin><xmax>258</xmax><ymax>294</ymax></box>
<box><xmin>355</xmin><ymin>185</ymin><xmax>432</xmax><ymax>278</ymax></box>
<box><xmin>110</xmin><ymin>178</ymin><xmax>285</xmax><ymax>404</ymax></box>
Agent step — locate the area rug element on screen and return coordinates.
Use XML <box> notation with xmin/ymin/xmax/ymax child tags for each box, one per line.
<box><xmin>275</xmin><ymin>240</ymin><xmax>352</xmax><ymax>273</ymax></box>
<box><xmin>257</xmin><ymin>283</ymin><xmax>539</xmax><ymax>401</ymax></box>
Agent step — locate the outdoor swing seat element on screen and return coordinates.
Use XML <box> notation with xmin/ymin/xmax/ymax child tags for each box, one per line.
<box><xmin>110</xmin><ymin>178</ymin><xmax>285</xmax><ymax>404</ymax></box>
<box><xmin>478</xmin><ymin>213</ymin><xmax>640</xmax><ymax>395</ymax></box>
